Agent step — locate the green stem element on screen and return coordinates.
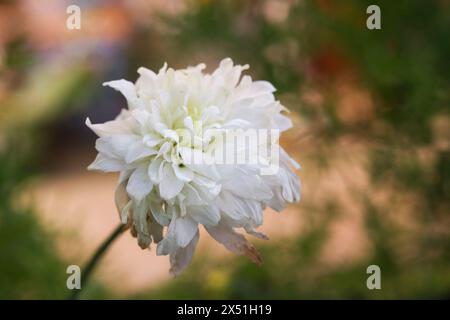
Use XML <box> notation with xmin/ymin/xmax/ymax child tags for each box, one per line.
<box><xmin>69</xmin><ymin>224</ymin><xmax>125</xmax><ymax>300</ymax></box>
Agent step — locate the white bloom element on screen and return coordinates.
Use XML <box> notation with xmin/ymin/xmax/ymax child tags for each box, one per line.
<box><xmin>87</xmin><ymin>58</ymin><xmax>300</xmax><ymax>276</ymax></box>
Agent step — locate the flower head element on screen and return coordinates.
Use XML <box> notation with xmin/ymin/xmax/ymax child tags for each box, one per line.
<box><xmin>87</xmin><ymin>58</ymin><xmax>300</xmax><ymax>275</ymax></box>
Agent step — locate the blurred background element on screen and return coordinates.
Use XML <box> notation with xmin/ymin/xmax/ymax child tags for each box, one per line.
<box><xmin>0</xmin><ymin>0</ymin><xmax>449</xmax><ymax>299</ymax></box>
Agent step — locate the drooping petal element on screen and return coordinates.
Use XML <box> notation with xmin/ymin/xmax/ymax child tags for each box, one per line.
<box><xmin>149</xmin><ymin>200</ymin><xmax>171</xmax><ymax>226</ymax></box>
<box><xmin>169</xmin><ymin>229</ymin><xmax>199</xmax><ymax>277</ymax></box>
<box><xmin>172</xmin><ymin>215</ymin><xmax>198</xmax><ymax>248</ymax></box>
<box><xmin>285</xmin><ymin>167</ymin><xmax>301</xmax><ymax>203</ymax></box>
<box><xmin>148</xmin><ymin>220</ymin><xmax>163</xmax><ymax>243</ymax></box>
<box><xmin>114</xmin><ymin>181</ymin><xmax>130</xmax><ymax>224</ymax></box>
<box><xmin>280</xmin><ymin>147</ymin><xmax>301</xmax><ymax>170</ymax></box>
<box><xmin>205</xmin><ymin>221</ymin><xmax>262</xmax><ymax>265</ymax></box>
<box><xmin>217</xmin><ymin>191</ymin><xmax>263</xmax><ymax>225</ymax></box>
<box><xmin>189</xmin><ymin>205</ymin><xmax>221</xmax><ymax>226</ymax></box>
<box><xmin>132</xmin><ymin>200</ymin><xmax>151</xmax><ymax>249</ymax></box>
<box><xmin>267</xmin><ymin>189</ymin><xmax>287</xmax><ymax>212</ymax></box>
<box><xmin>156</xmin><ymin>215</ymin><xmax>198</xmax><ymax>259</ymax></box>
<box><xmin>244</xmin><ymin>226</ymin><xmax>269</xmax><ymax>240</ymax></box>
<box><xmin>118</xmin><ymin>169</ymin><xmax>132</xmax><ymax>184</ymax></box>
<box><xmin>120</xmin><ymin>201</ymin><xmax>132</xmax><ymax>225</ymax></box>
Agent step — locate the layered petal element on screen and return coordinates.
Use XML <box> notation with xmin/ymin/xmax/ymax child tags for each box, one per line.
<box><xmin>205</xmin><ymin>221</ymin><xmax>262</xmax><ymax>265</ymax></box>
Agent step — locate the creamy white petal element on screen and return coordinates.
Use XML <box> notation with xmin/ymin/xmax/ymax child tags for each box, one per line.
<box><xmin>149</xmin><ymin>200</ymin><xmax>170</xmax><ymax>226</ymax></box>
<box><xmin>222</xmin><ymin>169</ymin><xmax>273</xmax><ymax>201</ymax></box>
<box><xmin>250</xmin><ymin>80</ymin><xmax>276</xmax><ymax>94</ymax></box>
<box><xmin>126</xmin><ymin>140</ymin><xmax>157</xmax><ymax>164</ymax></box>
<box><xmin>172</xmin><ymin>164</ymin><xmax>194</xmax><ymax>182</ymax></box>
<box><xmin>95</xmin><ymin>135</ymin><xmax>139</xmax><ymax>158</ymax></box>
<box><xmin>189</xmin><ymin>205</ymin><xmax>220</xmax><ymax>226</ymax></box>
<box><xmin>148</xmin><ymin>156</ymin><xmax>165</xmax><ymax>183</ymax></box>
<box><xmin>205</xmin><ymin>221</ymin><xmax>262</xmax><ymax>265</ymax></box>
<box><xmin>103</xmin><ymin>79</ymin><xmax>144</xmax><ymax>110</ymax></box>
<box><xmin>126</xmin><ymin>166</ymin><xmax>153</xmax><ymax>201</ymax></box>
<box><xmin>156</xmin><ymin>215</ymin><xmax>198</xmax><ymax>256</ymax></box>
<box><xmin>159</xmin><ymin>164</ymin><xmax>184</xmax><ymax>200</ymax></box>
<box><xmin>143</xmin><ymin>133</ymin><xmax>162</xmax><ymax>147</ymax></box>
<box><xmin>172</xmin><ymin>215</ymin><xmax>198</xmax><ymax>248</ymax></box>
<box><xmin>86</xmin><ymin>117</ymin><xmax>132</xmax><ymax>137</ymax></box>
<box><xmin>88</xmin><ymin>154</ymin><xmax>125</xmax><ymax>172</ymax></box>
<box><xmin>182</xmin><ymin>184</ymin><xmax>207</xmax><ymax>206</ymax></box>
<box><xmin>169</xmin><ymin>229</ymin><xmax>199</xmax><ymax>277</ymax></box>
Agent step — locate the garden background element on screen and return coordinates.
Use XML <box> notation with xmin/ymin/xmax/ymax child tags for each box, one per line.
<box><xmin>0</xmin><ymin>0</ymin><xmax>449</xmax><ymax>299</ymax></box>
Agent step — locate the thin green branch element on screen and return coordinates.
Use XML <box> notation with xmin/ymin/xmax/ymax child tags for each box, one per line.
<box><xmin>69</xmin><ymin>223</ymin><xmax>125</xmax><ymax>300</ymax></box>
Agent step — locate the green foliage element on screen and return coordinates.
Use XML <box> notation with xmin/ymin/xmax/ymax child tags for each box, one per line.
<box><xmin>0</xmin><ymin>135</ymin><xmax>110</xmax><ymax>299</ymax></box>
<box><xmin>167</xmin><ymin>0</ymin><xmax>450</xmax><ymax>142</ymax></box>
<box><xmin>0</xmin><ymin>136</ymin><xmax>66</xmax><ymax>299</ymax></box>
<box><xmin>132</xmin><ymin>0</ymin><xmax>450</xmax><ymax>300</ymax></box>
<box><xmin>305</xmin><ymin>0</ymin><xmax>450</xmax><ymax>143</ymax></box>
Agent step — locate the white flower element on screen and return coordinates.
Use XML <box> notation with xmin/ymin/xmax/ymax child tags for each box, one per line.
<box><xmin>87</xmin><ymin>58</ymin><xmax>300</xmax><ymax>276</ymax></box>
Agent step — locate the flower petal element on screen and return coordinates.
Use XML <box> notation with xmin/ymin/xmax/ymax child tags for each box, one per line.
<box><xmin>169</xmin><ymin>229</ymin><xmax>199</xmax><ymax>277</ymax></box>
<box><xmin>95</xmin><ymin>135</ymin><xmax>139</xmax><ymax>158</ymax></box>
<box><xmin>159</xmin><ymin>164</ymin><xmax>184</xmax><ymax>200</ymax></box>
<box><xmin>126</xmin><ymin>140</ymin><xmax>157</xmax><ymax>164</ymax></box>
<box><xmin>205</xmin><ymin>221</ymin><xmax>262</xmax><ymax>265</ymax></box>
<box><xmin>189</xmin><ymin>205</ymin><xmax>220</xmax><ymax>226</ymax></box>
<box><xmin>126</xmin><ymin>166</ymin><xmax>153</xmax><ymax>201</ymax></box>
<box><xmin>172</xmin><ymin>164</ymin><xmax>194</xmax><ymax>182</ymax></box>
<box><xmin>114</xmin><ymin>181</ymin><xmax>130</xmax><ymax>224</ymax></box>
<box><xmin>172</xmin><ymin>216</ymin><xmax>198</xmax><ymax>248</ymax></box>
<box><xmin>103</xmin><ymin>79</ymin><xmax>143</xmax><ymax>110</ymax></box>
<box><xmin>132</xmin><ymin>200</ymin><xmax>151</xmax><ymax>249</ymax></box>
<box><xmin>87</xmin><ymin>154</ymin><xmax>125</xmax><ymax>172</ymax></box>
<box><xmin>86</xmin><ymin>117</ymin><xmax>132</xmax><ymax>137</ymax></box>
<box><xmin>149</xmin><ymin>200</ymin><xmax>171</xmax><ymax>226</ymax></box>
<box><xmin>148</xmin><ymin>220</ymin><xmax>163</xmax><ymax>243</ymax></box>
<box><xmin>156</xmin><ymin>215</ymin><xmax>198</xmax><ymax>260</ymax></box>
<box><xmin>148</xmin><ymin>157</ymin><xmax>165</xmax><ymax>183</ymax></box>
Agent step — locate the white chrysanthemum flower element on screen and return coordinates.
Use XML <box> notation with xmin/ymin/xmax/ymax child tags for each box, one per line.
<box><xmin>87</xmin><ymin>58</ymin><xmax>300</xmax><ymax>275</ymax></box>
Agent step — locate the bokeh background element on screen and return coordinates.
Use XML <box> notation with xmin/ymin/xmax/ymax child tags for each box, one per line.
<box><xmin>0</xmin><ymin>0</ymin><xmax>449</xmax><ymax>299</ymax></box>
